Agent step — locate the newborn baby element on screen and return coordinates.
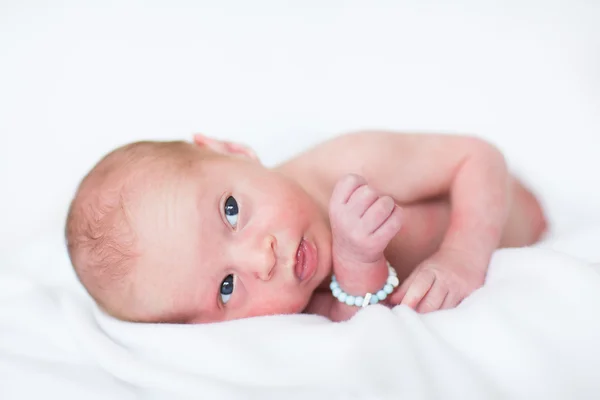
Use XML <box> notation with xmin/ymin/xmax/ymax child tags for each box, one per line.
<box><xmin>65</xmin><ymin>131</ymin><xmax>547</xmax><ymax>323</ymax></box>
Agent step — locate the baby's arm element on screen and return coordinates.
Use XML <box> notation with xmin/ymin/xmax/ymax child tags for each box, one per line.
<box><xmin>306</xmin><ymin>131</ymin><xmax>513</xmax><ymax>312</ymax></box>
<box><xmin>326</xmin><ymin>174</ymin><xmax>402</xmax><ymax>321</ymax></box>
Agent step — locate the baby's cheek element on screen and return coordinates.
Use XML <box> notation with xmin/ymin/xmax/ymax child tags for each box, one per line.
<box><xmin>284</xmin><ymin>291</ymin><xmax>313</xmax><ymax>314</ymax></box>
<box><xmin>248</xmin><ymin>288</ymin><xmax>311</xmax><ymax>316</ymax></box>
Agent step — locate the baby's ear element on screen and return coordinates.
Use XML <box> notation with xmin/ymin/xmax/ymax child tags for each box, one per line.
<box><xmin>192</xmin><ymin>133</ymin><xmax>259</xmax><ymax>161</ymax></box>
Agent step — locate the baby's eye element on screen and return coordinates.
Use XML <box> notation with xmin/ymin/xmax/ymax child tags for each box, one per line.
<box><xmin>224</xmin><ymin>196</ymin><xmax>239</xmax><ymax>228</ymax></box>
<box><xmin>220</xmin><ymin>274</ymin><xmax>235</xmax><ymax>304</ymax></box>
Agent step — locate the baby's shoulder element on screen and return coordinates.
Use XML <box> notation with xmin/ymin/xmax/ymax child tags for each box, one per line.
<box><xmin>273</xmin><ymin>131</ymin><xmax>398</xmax><ymax>205</ymax></box>
<box><xmin>275</xmin><ymin>130</ymin><xmax>400</xmax><ymax>182</ymax></box>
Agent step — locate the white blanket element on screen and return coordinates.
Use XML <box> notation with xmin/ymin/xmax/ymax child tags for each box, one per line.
<box><xmin>1</xmin><ymin>230</ymin><xmax>599</xmax><ymax>400</ymax></box>
<box><xmin>1</xmin><ymin>2</ymin><xmax>599</xmax><ymax>399</ymax></box>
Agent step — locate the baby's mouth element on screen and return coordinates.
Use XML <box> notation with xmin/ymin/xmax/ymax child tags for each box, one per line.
<box><xmin>294</xmin><ymin>238</ymin><xmax>317</xmax><ymax>282</ymax></box>
<box><xmin>294</xmin><ymin>239</ymin><xmax>307</xmax><ymax>280</ymax></box>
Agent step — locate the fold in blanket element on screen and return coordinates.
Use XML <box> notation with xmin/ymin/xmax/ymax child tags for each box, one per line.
<box><xmin>1</xmin><ymin>243</ymin><xmax>600</xmax><ymax>399</ymax></box>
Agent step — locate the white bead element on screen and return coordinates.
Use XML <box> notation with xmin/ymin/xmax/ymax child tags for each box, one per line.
<box><xmin>329</xmin><ymin>261</ymin><xmax>400</xmax><ymax>307</ymax></box>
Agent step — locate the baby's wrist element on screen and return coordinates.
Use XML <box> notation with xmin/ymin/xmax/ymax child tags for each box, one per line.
<box><xmin>332</xmin><ymin>251</ymin><xmax>389</xmax><ymax>297</ymax></box>
<box><xmin>333</xmin><ymin>251</ymin><xmax>385</xmax><ymax>270</ymax></box>
<box><xmin>331</xmin><ymin>239</ymin><xmax>382</xmax><ymax>266</ymax></box>
<box><xmin>330</xmin><ymin>263</ymin><xmax>400</xmax><ymax>308</ymax></box>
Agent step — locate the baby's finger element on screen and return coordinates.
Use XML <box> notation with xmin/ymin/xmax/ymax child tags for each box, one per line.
<box><xmin>441</xmin><ymin>292</ymin><xmax>462</xmax><ymax>310</ymax></box>
<box><xmin>360</xmin><ymin>196</ymin><xmax>396</xmax><ymax>232</ymax></box>
<box><xmin>329</xmin><ymin>174</ymin><xmax>367</xmax><ymax>207</ymax></box>
<box><xmin>369</xmin><ymin>203</ymin><xmax>403</xmax><ymax>241</ymax></box>
<box><xmin>387</xmin><ymin>273</ymin><xmax>413</xmax><ymax>305</ymax></box>
<box><xmin>416</xmin><ymin>279</ymin><xmax>448</xmax><ymax>313</ymax></box>
<box><xmin>347</xmin><ymin>184</ymin><xmax>380</xmax><ymax>217</ymax></box>
<box><xmin>400</xmin><ymin>269</ymin><xmax>436</xmax><ymax>309</ymax></box>
<box><xmin>391</xmin><ymin>262</ymin><xmax>420</xmax><ymax>304</ymax></box>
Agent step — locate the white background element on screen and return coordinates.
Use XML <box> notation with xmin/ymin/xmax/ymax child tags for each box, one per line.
<box><xmin>1</xmin><ymin>0</ymin><xmax>599</xmax><ymax>257</ymax></box>
<box><xmin>0</xmin><ymin>3</ymin><xmax>599</xmax><ymax>399</ymax></box>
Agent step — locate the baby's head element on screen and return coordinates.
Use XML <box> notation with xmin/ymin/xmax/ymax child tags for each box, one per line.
<box><xmin>66</xmin><ymin>135</ymin><xmax>331</xmax><ymax>323</ymax></box>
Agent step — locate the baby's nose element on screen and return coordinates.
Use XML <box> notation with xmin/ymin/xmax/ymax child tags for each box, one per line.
<box><xmin>246</xmin><ymin>234</ymin><xmax>277</xmax><ymax>281</ymax></box>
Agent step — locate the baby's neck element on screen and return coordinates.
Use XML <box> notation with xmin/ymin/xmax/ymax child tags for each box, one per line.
<box><xmin>275</xmin><ymin>163</ymin><xmax>331</xmax><ymax>217</ymax></box>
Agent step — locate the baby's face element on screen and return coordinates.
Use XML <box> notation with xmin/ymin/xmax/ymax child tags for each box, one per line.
<box><xmin>127</xmin><ymin>151</ymin><xmax>332</xmax><ymax>323</ymax></box>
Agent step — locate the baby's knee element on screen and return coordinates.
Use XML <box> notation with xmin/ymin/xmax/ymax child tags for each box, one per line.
<box><xmin>501</xmin><ymin>179</ymin><xmax>548</xmax><ymax>247</ymax></box>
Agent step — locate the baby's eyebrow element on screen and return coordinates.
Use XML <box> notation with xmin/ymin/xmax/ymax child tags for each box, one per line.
<box><xmin>183</xmin><ymin>303</ymin><xmax>224</xmax><ymax>324</ymax></box>
<box><xmin>187</xmin><ymin>277</ymin><xmax>224</xmax><ymax>323</ymax></box>
<box><xmin>156</xmin><ymin>305</ymin><xmax>195</xmax><ymax>324</ymax></box>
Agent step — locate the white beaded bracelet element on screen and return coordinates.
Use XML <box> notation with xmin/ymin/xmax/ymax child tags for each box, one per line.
<box><xmin>329</xmin><ymin>263</ymin><xmax>400</xmax><ymax>307</ymax></box>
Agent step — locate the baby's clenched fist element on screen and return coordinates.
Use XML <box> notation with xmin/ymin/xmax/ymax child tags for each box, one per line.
<box><xmin>329</xmin><ymin>174</ymin><xmax>403</xmax><ymax>265</ymax></box>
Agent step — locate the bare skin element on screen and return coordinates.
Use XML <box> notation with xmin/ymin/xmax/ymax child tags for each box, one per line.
<box><xmin>276</xmin><ymin>132</ymin><xmax>547</xmax><ymax>321</ymax></box>
<box><xmin>68</xmin><ymin>131</ymin><xmax>547</xmax><ymax>324</ymax></box>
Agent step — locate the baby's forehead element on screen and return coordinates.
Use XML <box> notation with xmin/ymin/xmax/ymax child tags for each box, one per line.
<box><xmin>72</xmin><ymin>141</ymin><xmax>229</xmax><ymax>322</ymax></box>
<box><xmin>130</xmin><ymin>229</ymin><xmax>216</xmax><ymax>323</ymax></box>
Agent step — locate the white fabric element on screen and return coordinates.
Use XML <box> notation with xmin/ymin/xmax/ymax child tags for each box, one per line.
<box><xmin>1</xmin><ymin>1</ymin><xmax>600</xmax><ymax>399</ymax></box>
<box><xmin>1</xmin><ymin>231</ymin><xmax>600</xmax><ymax>399</ymax></box>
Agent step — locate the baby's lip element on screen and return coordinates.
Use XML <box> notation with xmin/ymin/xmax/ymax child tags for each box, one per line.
<box><xmin>294</xmin><ymin>238</ymin><xmax>317</xmax><ymax>282</ymax></box>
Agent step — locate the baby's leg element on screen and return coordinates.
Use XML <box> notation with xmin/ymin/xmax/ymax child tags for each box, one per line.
<box><xmin>384</xmin><ymin>177</ymin><xmax>547</xmax><ymax>281</ymax></box>
<box><xmin>499</xmin><ymin>177</ymin><xmax>548</xmax><ymax>247</ymax></box>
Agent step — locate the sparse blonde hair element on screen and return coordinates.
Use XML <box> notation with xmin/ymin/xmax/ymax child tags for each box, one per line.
<box><xmin>65</xmin><ymin>140</ymin><xmax>200</xmax><ymax>319</ymax></box>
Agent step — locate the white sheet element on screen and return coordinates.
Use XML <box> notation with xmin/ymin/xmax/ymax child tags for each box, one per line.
<box><xmin>1</xmin><ymin>1</ymin><xmax>600</xmax><ymax>399</ymax></box>
<box><xmin>1</xmin><ymin>230</ymin><xmax>600</xmax><ymax>399</ymax></box>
